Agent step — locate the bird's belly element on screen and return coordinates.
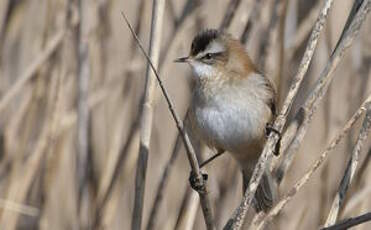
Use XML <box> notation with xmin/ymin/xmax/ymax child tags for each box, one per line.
<box><xmin>192</xmin><ymin>100</ymin><xmax>267</xmax><ymax>154</ymax></box>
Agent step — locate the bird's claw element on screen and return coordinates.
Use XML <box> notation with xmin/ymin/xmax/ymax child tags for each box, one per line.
<box><xmin>189</xmin><ymin>171</ymin><xmax>208</xmax><ymax>192</ymax></box>
<box><xmin>265</xmin><ymin>124</ymin><xmax>281</xmax><ymax>156</ymax></box>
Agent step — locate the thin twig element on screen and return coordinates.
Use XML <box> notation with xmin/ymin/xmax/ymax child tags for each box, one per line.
<box><xmin>321</xmin><ymin>212</ymin><xmax>371</xmax><ymax>230</ymax></box>
<box><xmin>286</xmin><ymin>0</ymin><xmax>323</xmax><ymax>61</ymax></box>
<box><xmin>131</xmin><ymin>0</ymin><xmax>166</xmax><ymax>229</ymax></box>
<box><xmin>223</xmin><ymin>0</ymin><xmax>335</xmax><ymax>229</ymax></box>
<box><xmin>275</xmin><ymin>0</ymin><xmax>288</xmax><ymax>99</ymax></box>
<box><xmin>93</xmin><ymin>73</ymin><xmax>138</xmax><ymax>227</ymax></box>
<box><xmin>93</xmin><ymin>1</ymin><xmax>145</xmax><ymax>225</ymax></box>
<box><xmin>324</xmin><ymin>103</ymin><xmax>371</xmax><ymax>226</ymax></box>
<box><xmin>255</xmin><ymin>95</ymin><xmax>371</xmax><ymax>230</ymax></box>
<box><xmin>94</xmin><ymin>111</ymin><xmax>139</xmax><ymax>227</ymax></box>
<box><xmin>146</xmin><ymin>132</ymin><xmax>182</xmax><ymax>230</ymax></box>
<box><xmin>356</xmin><ymin>148</ymin><xmax>371</xmax><ymax>185</ymax></box>
<box><xmin>122</xmin><ymin>11</ymin><xmax>215</xmax><ymax>230</ymax></box>
<box><xmin>259</xmin><ymin>0</ymin><xmax>280</xmax><ymax>71</ymax></box>
<box><xmin>0</xmin><ymin>43</ymin><xmax>65</xmax><ymax>230</ymax></box>
<box><xmin>239</xmin><ymin>0</ymin><xmax>261</xmax><ymax>44</ymax></box>
<box><xmin>275</xmin><ymin>0</ymin><xmax>371</xmax><ymax>186</ymax></box>
<box><xmin>174</xmin><ymin>188</ymin><xmax>200</xmax><ymax>230</ymax></box>
<box><xmin>0</xmin><ymin>0</ymin><xmax>9</xmax><ymax>46</ymax></box>
<box><xmin>219</xmin><ymin>0</ymin><xmax>242</xmax><ymax>31</ymax></box>
<box><xmin>76</xmin><ymin>0</ymin><xmax>91</xmax><ymax>227</ymax></box>
<box><xmin>0</xmin><ymin>198</ymin><xmax>39</xmax><ymax>217</ymax></box>
<box><xmin>158</xmin><ymin>0</ymin><xmax>200</xmax><ymax>71</ymax></box>
<box><xmin>102</xmin><ymin>10</ymin><xmax>196</xmax><ymax>213</ymax></box>
<box><xmin>146</xmin><ymin>1</ymin><xmax>246</xmax><ymax>226</ymax></box>
<box><xmin>174</xmin><ymin>0</ymin><xmax>200</xmax><ymax>28</ymax></box>
<box><xmin>343</xmin><ymin>181</ymin><xmax>371</xmax><ymax>217</ymax></box>
<box><xmin>257</xmin><ymin>1</ymin><xmax>371</xmax><ymax>225</ymax></box>
<box><xmin>199</xmin><ymin>151</ymin><xmax>225</xmax><ymax>169</ymax></box>
<box><xmin>0</xmin><ymin>30</ymin><xmax>65</xmax><ymax>114</ymax></box>
<box><xmin>275</xmin><ymin>0</ymin><xmax>334</xmax><ymax>123</ymax></box>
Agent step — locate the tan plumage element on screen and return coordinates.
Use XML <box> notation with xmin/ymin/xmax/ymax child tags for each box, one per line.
<box><xmin>176</xmin><ymin>29</ymin><xmax>278</xmax><ymax>212</ymax></box>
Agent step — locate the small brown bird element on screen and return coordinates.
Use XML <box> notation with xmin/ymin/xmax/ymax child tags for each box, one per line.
<box><xmin>175</xmin><ymin>29</ymin><xmax>278</xmax><ymax>212</ymax></box>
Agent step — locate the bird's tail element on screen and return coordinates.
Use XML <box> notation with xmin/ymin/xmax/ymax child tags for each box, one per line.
<box><xmin>242</xmin><ymin>168</ymin><xmax>278</xmax><ymax>213</ymax></box>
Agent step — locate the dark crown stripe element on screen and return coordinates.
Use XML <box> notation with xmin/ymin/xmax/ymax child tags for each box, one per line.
<box><xmin>191</xmin><ymin>29</ymin><xmax>220</xmax><ymax>56</ymax></box>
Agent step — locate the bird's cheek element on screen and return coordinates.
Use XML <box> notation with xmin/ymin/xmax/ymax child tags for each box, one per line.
<box><xmin>190</xmin><ymin>62</ymin><xmax>214</xmax><ymax>78</ymax></box>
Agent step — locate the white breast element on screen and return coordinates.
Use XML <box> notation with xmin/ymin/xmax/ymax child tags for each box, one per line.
<box><xmin>190</xmin><ymin>73</ymin><xmax>273</xmax><ymax>155</ymax></box>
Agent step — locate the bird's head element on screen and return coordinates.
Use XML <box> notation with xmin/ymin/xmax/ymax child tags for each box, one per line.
<box><xmin>175</xmin><ymin>29</ymin><xmax>257</xmax><ymax>79</ymax></box>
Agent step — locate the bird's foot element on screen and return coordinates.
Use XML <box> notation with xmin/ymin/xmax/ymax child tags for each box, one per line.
<box><xmin>265</xmin><ymin>123</ymin><xmax>281</xmax><ymax>156</ymax></box>
<box><xmin>189</xmin><ymin>171</ymin><xmax>208</xmax><ymax>192</ymax></box>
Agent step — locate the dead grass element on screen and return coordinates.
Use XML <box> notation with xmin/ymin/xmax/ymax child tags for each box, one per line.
<box><xmin>0</xmin><ymin>0</ymin><xmax>370</xmax><ymax>229</ymax></box>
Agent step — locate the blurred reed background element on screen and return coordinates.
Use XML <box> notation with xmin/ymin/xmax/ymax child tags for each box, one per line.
<box><xmin>0</xmin><ymin>0</ymin><xmax>370</xmax><ymax>229</ymax></box>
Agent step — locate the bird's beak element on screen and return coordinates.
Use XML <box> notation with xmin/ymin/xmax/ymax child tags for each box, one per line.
<box><xmin>174</xmin><ymin>56</ymin><xmax>189</xmax><ymax>63</ymax></box>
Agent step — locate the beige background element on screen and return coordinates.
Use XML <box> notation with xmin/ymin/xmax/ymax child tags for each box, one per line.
<box><xmin>0</xmin><ymin>0</ymin><xmax>370</xmax><ymax>229</ymax></box>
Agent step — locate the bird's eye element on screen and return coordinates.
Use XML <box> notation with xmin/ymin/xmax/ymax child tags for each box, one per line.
<box><xmin>204</xmin><ymin>53</ymin><xmax>212</xmax><ymax>59</ymax></box>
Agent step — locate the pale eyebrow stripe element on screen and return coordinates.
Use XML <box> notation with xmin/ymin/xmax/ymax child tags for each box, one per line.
<box><xmin>195</xmin><ymin>42</ymin><xmax>225</xmax><ymax>59</ymax></box>
<box><xmin>207</xmin><ymin>41</ymin><xmax>225</xmax><ymax>54</ymax></box>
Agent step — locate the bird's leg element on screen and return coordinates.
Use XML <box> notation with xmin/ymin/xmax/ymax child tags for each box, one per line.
<box><xmin>265</xmin><ymin>123</ymin><xmax>281</xmax><ymax>156</ymax></box>
<box><xmin>199</xmin><ymin>149</ymin><xmax>225</xmax><ymax>168</ymax></box>
<box><xmin>189</xmin><ymin>149</ymin><xmax>225</xmax><ymax>191</ymax></box>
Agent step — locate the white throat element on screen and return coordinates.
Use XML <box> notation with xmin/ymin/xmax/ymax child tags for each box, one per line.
<box><xmin>190</xmin><ymin>62</ymin><xmax>216</xmax><ymax>79</ymax></box>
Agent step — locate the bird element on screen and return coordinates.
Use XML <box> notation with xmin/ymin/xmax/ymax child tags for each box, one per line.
<box><xmin>175</xmin><ymin>29</ymin><xmax>278</xmax><ymax>212</ymax></box>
